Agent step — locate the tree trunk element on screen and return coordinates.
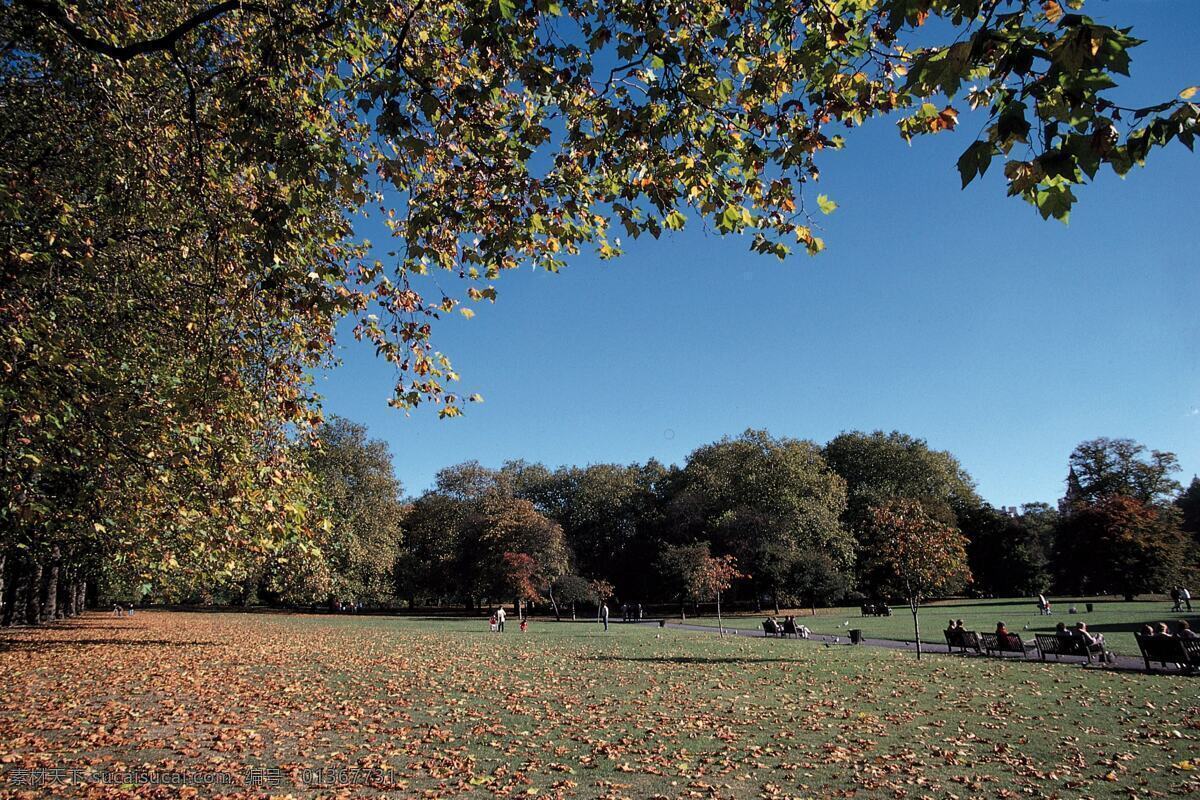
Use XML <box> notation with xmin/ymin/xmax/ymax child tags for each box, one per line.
<box><xmin>41</xmin><ymin>548</ymin><xmax>60</xmax><ymax>623</ymax></box>
<box><xmin>910</xmin><ymin>598</ymin><xmax>922</xmax><ymax>660</ymax></box>
<box><xmin>680</xmin><ymin>601</ymin><xmax>686</xmax><ymax>621</ymax></box>
<box><xmin>773</xmin><ymin>594</ymin><xmax>779</xmax><ymax>616</ymax></box>
<box><xmin>548</xmin><ymin>587</ymin><xmax>561</xmax><ymax>621</ymax></box>
<box><xmin>24</xmin><ymin>561</ymin><xmax>43</xmax><ymax>625</ymax></box>
<box><xmin>1</xmin><ymin>558</ymin><xmax>17</xmax><ymax>626</ymax></box>
<box><xmin>716</xmin><ymin>591</ymin><xmax>724</xmax><ymax>635</ymax></box>
<box><xmin>63</xmin><ymin>576</ymin><xmax>77</xmax><ymax>617</ymax></box>
<box><xmin>76</xmin><ymin>580</ymin><xmax>87</xmax><ymax>615</ymax></box>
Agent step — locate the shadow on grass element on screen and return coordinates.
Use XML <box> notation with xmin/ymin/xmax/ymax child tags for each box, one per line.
<box><xmin>0</xmin><ymin>638</ymin><xmax>220</xmax><ymax>652</ymax></box>
<box><xmin>587</xmin><ymin>655</ymin><xmax>805</xmax><ymax>665</ymax></box>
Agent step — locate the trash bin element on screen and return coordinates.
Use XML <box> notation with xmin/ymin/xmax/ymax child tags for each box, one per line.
<box><xmin>1085</xmin><ymin>602</ymin><xmax>1094</xmax><ymax>613</ymax></box>
<box><xmin>849</xmin><ymin>629</ymin><xmax>863</xmax><ymax>645</ymax></box>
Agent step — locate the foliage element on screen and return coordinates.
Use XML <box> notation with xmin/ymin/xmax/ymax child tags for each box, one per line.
<box><xmin>668</xmin><ymin>430</ymin><xmax>852</xmax><ymax>605</ymax></box>
<box><xmin>959</xmin><ymin>504</ymin><xmax>1050</xmax><ymax>596</ymax></box>
<box><xmin>459</xmin><ymin>495</ymin><xmax>569</xmax><ymax>603</ymax></box>
<box><xmin>789</xmin><ymin>551</ymin><xmax>851</xmax><ymax>611</ymax></box>
<box><xmin>1066</xmin><ymin>438</ymin><xmax>1182</xmax><ymax>507</ymax></box>
<box><xmin>1053</xmin><ymin>495</ymin><xmax>1190</xmax><ymax>600</ymax></box>
<box><xmin>864</xmin><ymin>498</ymin><xmax>972</xmax><ymax>605</ymax></box>
<box><xmin>299</xmin><ymin>417</ymin><xmax>404</xmax><ymax>604</ymax></box>
<box><xmin>823</xmin><ymin>430</ymin><xmax>981</xmax><ymax>532</ymax></box>
<box><xmin>1177</xmin><ymin>476</ymin><xmax>1200</xmax><ymax>544</ymax></box>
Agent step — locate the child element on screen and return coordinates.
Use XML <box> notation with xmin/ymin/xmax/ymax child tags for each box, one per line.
<box><xmin>519</xmin><ymin>619</ymin><xmax>528</xmax><ymax>633</ymax></box>
<box><xmin>489</xmin><ymin>614</ymin><xmax>498</xmax><ymax>633</ymax></box>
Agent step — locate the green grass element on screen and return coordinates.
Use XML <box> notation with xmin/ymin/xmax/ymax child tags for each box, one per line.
<box><xmin>682</xmin><ymin>597</ymin><xmax>1199</xmax><ymax>656</ymax></box>
<box><xmin>0</xmin><ymin>611</ymin><xmax>1196</xmax><ymax>799</ymax></box>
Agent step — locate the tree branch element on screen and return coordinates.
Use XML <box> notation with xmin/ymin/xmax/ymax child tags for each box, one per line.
<box><xmin>17</xmin><ymin>0</ymin><xmax>267</xmax><ymax>61</ymax></box>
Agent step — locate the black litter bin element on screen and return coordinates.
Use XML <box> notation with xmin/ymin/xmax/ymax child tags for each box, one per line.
<box><xmin>849</xmin><ymin>629</ymin><xmax>863</xmax><ymax>645</ymax></box>
<box><xmin>1085</xmin><ymin>602</ymin><xmax>1094</xmax><ymax>613</ymax></box>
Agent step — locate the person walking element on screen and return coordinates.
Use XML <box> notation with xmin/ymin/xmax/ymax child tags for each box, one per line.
<box><xmin>1182</xmin><ymin>585</ymin><xmax>1193</xmax><ymax>612</ymax></box>
<box><xmin>600</xmin><ymin>603</ymin><xmax>609</xmax><ymax>632</ymax></box>
<box><xmin>496</xmin><ymin>606</ymin><xmax>506</xmax><ymax>633</ymax></box>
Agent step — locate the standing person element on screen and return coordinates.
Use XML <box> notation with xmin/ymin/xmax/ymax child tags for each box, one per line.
<box><xmin>1037</xmin><ymin>594</ymin><xmax>1049</xmax><ymax>615</ymax></box>
<box><xmin>637</xmin><ymin>603</ymin><xmax>643</xmax><ymax>621</ymax></box>
<box><xmin>1170</xmin><ymin>586</ymin><xmax>1182</xmax><ymax>612</ymax></box>
<box><xmin>1182</xmin><ymin>586</ymin><xmax>1193</xmax><ymax>612</ymax></box>
<box><xmin>496</xmin><ymin>606</ymin><xmax>506</xmax><ymax>633</ymax></box>
<box><xmin>600</xmin><ymin>603</ymin><xmax>609</xmax><ymax>632</ymax></box>
<box><xmin>621</xmin><ymin>603</ymin><xmax>629</xmax><ymax>623</ymax></box>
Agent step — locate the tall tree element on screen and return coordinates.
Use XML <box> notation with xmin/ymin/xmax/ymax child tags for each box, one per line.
<box><xmin>1054</xmin><ymin>495</ymin><xmax>1189</xmax><ymax>600</ymax></box>
<box><xmin>960</xmin><ymin>505</ymin><xmax>1050</xmax><ymax>597</ymax></box>
<box><xmin>669</xmin><ymin>430</ymin><xmax>852</xmax><ymax>612</ymax></box>
<box><xmin>303</xmin><ymin>417</ymin><xmax>404</xmax><ymax>605</ymax></box>
<box><xmin>1065</xmin><ymin>438</ymin><xmax>1182</xmax><ymax>507</ymax></box>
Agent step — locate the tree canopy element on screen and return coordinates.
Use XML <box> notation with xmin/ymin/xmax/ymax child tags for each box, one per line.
<box><xmin>3</xmin><ymin>0</ymin><xmax>1197</xmax><ymax>613</ymax></box>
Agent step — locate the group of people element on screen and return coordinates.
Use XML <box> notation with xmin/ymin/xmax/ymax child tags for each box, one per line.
<box><xmin>1169</xmin><ymin>586</ymin><xmax>1193</xmax><ymax>612</ymax></box>
<box><xmin>1139</xmin><ymin>620</ymin><xmax>1196</xmax><ymax>639</ymax></box>
<box><xmin>764</xmin><ymin>615</ymin><xmax>811</xmax><ymax>639</ymax></box>
<box><xmin>487</xmin><ymin>607</ymin><xmax>529</xmax><ymax>633</ymax></box>
<box><xmin>1052</xmin><ymin>620</ymin><xmax>1105</xmax><ymax>648</ymax></box>
<box><xmin>619</xmin><ymin>603</ymin><xmax>644</xmax><ymax>622</ymax></box>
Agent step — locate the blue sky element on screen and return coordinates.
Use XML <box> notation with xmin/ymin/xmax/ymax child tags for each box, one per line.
<box><xmin>319</xmin><ymin>1</ymin><xmax>1199</xmax><ymax>507</ymax></box>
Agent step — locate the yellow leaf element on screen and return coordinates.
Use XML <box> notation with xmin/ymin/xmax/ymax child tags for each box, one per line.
<box><xmin>1181</xmin><ymin>86</ymin><xmax>1199</xmax><ymax>100</ymax></box>
<box><xmin>459</xmin><ymin>307</ymin><xmax>475</xmax><ymax>319</ymax></box>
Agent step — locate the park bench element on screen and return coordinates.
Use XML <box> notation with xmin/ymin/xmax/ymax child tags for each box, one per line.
<box><xmin>780</xmin><ymin>619</ymin><xmax>800</xmax><ymax>639</ymax></box>
<box><xmin>1034</xmin><ymin>634</ymin><xmax>1106</xmax><ymax>665</ymax></box>
<box><xmin>1135</xmin><ymin>635</ymin><xmax>1200</xmax><ymax>674</ymax></box>
<box><xmin>979</xmin><ymin>632</ymin><xmax>1032</xmax><ymax>658</ymax></box>
<box><xmin>944</xmin><ymin>629</ymin><xmax>981</xmax><ymax>654</ymax></box>
<box><xmin>762</xmin><ymin>620</ymin><xmax>781</xmax><ymax>638</ymax></box>
<box><xmin>860</xmin><ymin>603</ymin><xmax>891</xmax><ymax>617</ymax></box>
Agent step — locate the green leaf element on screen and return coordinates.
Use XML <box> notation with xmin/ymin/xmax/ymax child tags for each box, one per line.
<box><xmin>816</xmin><ymin>194</ymin><xmax>837</xmax><ymax>215</ymax></box>
<box><xmin>957</xmin><ymin>141</ymin><xmax>997</xmax><ymax>188</ymax></box>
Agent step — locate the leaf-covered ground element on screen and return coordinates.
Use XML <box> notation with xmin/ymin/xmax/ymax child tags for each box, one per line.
<box><xmin>0</xmin><ymin>612</ymin><xmax>1196</xmax><ymax>799</ymax></box>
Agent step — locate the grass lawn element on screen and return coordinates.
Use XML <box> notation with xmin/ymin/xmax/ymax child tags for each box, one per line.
<box><xmin>682</xmin><ymin>598</ymin><xmax>1199</xmax><ymax>656</ymax></box>
<box><xmin>0</xmin><ymin>610</ymin><xmax>1196</xmax><ymax>799</ymax></box>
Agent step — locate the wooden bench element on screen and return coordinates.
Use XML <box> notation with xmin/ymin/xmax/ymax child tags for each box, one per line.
<box><xmin>944</xmin><ymin>629</ymin><xmax>981</xmax><ymax>654</ymax></box>
<box><xmin>780</xmin><ymin>619</ymin><xmax>800</xmax><ymax>639</ymax></box>
<box><xmin>1135</xmin><ymin>635</ymin><xmax>1200</xmax><ymax>673</ymax></box>
<box><xmin>1034</xmin><ymin>633</ymin><xmax>1105</xmax><ymax>664</ymax></box>
<box><xmin>979</xmin><ymin>632</ymin><xmax>1031</xmax><ymax>658</ymax></box>
<box><xmin>762</xmin><ymin>620</ymin><xmax>781</xmax><ymax>638</ymax></box>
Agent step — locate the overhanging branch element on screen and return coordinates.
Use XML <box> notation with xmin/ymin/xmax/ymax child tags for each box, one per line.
<box><xmin>17</xmin><ymin>0</ymin><xmax>268</xmax><ymax>61</ymax></box>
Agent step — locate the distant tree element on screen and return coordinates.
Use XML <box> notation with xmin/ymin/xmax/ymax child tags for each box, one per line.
<box><xmin>960</xmin><ymin>505</ymin><xmax>1050</xmax><ymax>597</ymax></box>
<box><xmin>460</xmin><ymin>496</ymin><xmax>568</xmax><ymax>612</ymax></box>
<box><xmin>692</xmin><ymin>553</ymin><xmax>745</xmax><ymax>635</ymax></box>
<box><xmin>1054</xmin><ymin>495</ymin><xmax>1190</xmax><ymax>600</ymax></box>
<box><xmin>434</xmin><ymin>461</ymin><xmax>501</xmax><ymax>502</ymax></box>
<box><xmin>547</xmin><ymin>574</ymin><xmax>596</xmax><ymax>621</ymax></box>
<box><xmin>863</xmin><ymin>499</ymin><xmax>972</xmax><ymax>659</ymax></box>
<box><xmin>789</xmin><ymin>551</ymin><xmax>851</xmax><ymax>616</ymax></box>
<box><xmin>668</xmin><ymin>430</ymin><xmax>852</xmax><ymax>612</ymax></box>
<box><xmin>658</xmin><ymin>542</ymin><xmax>711</xmax><ymax>620</ymax></box>
<box><xmin>304</xmin><ymin>418</ymin><xmax>405</xmax><ymax>606</ymax></box>
<box><xmin>395</xmin><ymin>492</ymin><xmax>470</xmax><ymax>607</ymax></box>
<box><xmin>1175</xmin><ymin>477</ymin><xmax>1200</xmax><ymax>545</ymax></box>
<box><xmin>1066</xmin><ymin>438</ymin><xmax>1181</xmax><ymax>507</ymax></box>
<box><xmin>505</xmin><ymin>460</ymin><xmax>667</xmax><ymax>604</ymax></box>
<box><xmin>823</xmin><ymin>431</ymin><xmax>980</xmax><ymax>596</ymax></box>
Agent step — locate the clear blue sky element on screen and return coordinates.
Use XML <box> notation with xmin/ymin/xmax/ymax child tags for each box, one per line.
<box><xmin>319</xmin><ymin>1</ymin><xmax>1199</xmax><ymax>508</ymax></box>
